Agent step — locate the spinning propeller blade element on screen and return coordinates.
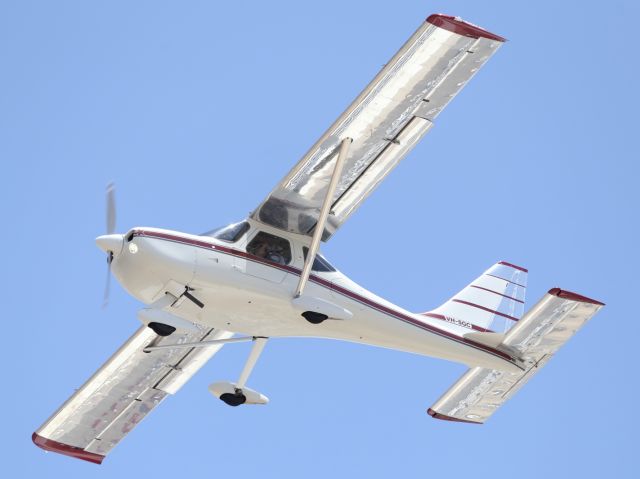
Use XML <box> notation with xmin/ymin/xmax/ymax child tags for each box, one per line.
<box><xmin>102</xmin><ymin>183</ymin><xmax>117</xmax><ymax>309</ymax></box>
<box><xmin>102</xmin><ymin>255</ymin><xmax>112</xmax><ymax>309</ymax></box>
<box><xmin>106</xmin><ymin>182</ymin><xmax>116</xmax><ymax>235</ymax></box>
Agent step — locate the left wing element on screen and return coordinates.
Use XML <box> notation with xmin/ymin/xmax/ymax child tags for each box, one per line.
<box><xmin>252</xmin><ymin>15</ymin><xmax>505</xmax><ymax>240</ymax></box>
<box><xmin>33</xmin><ymin>325</ymin><xmax>232</xmax><ymax>464</ymax></box>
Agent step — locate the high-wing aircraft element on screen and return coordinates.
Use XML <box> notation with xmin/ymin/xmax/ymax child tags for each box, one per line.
<box><xmin>33</xmin><ymin>14</ymin><xmax>604</xmax><ymax>464</ymax></box>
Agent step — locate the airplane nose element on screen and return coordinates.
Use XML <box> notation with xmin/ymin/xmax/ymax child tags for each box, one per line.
<box><xmin>96</xmin><ymin>234</ymin><xmax>124</xmax><ymax>255</ymax></box>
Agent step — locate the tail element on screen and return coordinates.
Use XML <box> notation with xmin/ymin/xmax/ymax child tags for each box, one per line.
<box><xmin>427</xmin><ymin>288</ymin><xmax>604</xmax><ymax>423</ymax></box>
<box><xmin>424</xmin><ymin>261</ymin><xmax>528</xmax><ymax>334</ymax></box>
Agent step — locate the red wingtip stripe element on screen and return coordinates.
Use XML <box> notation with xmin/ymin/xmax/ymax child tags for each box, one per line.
<box><xmin>32</xmin><ymin>433</ymin><xmax>104</xmax><ymax>465</ymax></box>
<box><xmin>426</xmin><ymin>14</ymin><xmax>507</xmax><ymax>42</ymax></box>
<box><xmin>498</xmin><ymin>261</ymin><xmax>528</xmax><ymax>273</ymax></box>
<box><xmin>427</xmin><ymin>408</ymin><xmax>482</xmax><ymax>424</ymax></box>
<box><xmin>548</xmin><ymin>288</ymin><xmax>605</xmax><ymax>306</ymax></box>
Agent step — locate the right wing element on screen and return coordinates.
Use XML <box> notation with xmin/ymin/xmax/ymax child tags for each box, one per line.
<box><xmin>33</xmin><ymin>325</ymin><xmax>232</xmax><ymax>464</ymax></box>
<box><xmin>252</xmin><ymin>15</ymin><xmax>505</xmax><ymax>240</ymax></box>
<box><xmin>428</xmin><ymin>289</ymin><xmax>604</xmax><ymax>424</ymax></box>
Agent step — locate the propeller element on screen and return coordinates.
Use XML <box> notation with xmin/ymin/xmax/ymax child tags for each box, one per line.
<box><xmin>102</xmin><ymin>183</ymin><xmax>116</xmax><ymax>308</ymax></box>
<box><xmin>106</xmin><ymin>182</ymin><xmax>116</xmax><ymax>235</ymax></box>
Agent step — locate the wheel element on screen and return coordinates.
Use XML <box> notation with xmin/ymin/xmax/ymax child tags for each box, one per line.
<box><xmin>148</xmin><ymin>322</ymin><xmax>176</xmax><ymax>337</ymax></box>
<box><xmin>301</xmin><ymin>311</ymin><xmax>328</xmax><ymax>324</ymax></box>
<box><xmin>220</xmin><ymin>390</ymin><xmax>247</xmax><ymax>407</ymax></box>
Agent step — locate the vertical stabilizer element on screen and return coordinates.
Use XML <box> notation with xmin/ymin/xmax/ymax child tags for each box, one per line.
<box><xmin>424</xmin><ymin>262</ymin><xmax>527</xmax><ymax>333</ymax></box>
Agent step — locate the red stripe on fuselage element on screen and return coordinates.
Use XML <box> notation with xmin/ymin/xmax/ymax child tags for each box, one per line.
<box><xmin>131</xmin><ymin>230</ymin><xmax>516</xmax><ymax>364</ymax></box>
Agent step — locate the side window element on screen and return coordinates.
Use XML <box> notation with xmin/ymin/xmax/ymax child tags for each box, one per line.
<box><xmin>203</xmin><ymin>221</ymin><xmax>250</xmax><ymax>243</ymax></box>
<box><xmin>302</xmin><ymin>247</ymin><xmax>336</xmax><ymax>272</ymax></box>
<box><xmin>247</xmin><ymin>232</ymin><xmax>292</xmax><ymax>265</ymax></box>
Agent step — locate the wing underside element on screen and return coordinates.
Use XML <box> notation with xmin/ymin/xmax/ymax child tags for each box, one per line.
<box><xmin>252</xmin><ymin>15</ymin><xmax>505</xmax><ymax>240</ymax></box>
<box><xmin>33</xmin><ymin>326</ymin><xmax>232</xmax><ymax>464</ymax></box>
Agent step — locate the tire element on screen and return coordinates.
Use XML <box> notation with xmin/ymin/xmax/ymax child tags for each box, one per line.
<box><xmin>148</xmin><ymin>322</ymin><xmax>176</xmax><ymax>337</ymax></box>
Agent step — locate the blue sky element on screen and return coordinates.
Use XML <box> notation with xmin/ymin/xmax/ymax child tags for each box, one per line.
<box><xmin>2</xmin><ymin>1</ymin><xmax>638</xmax><ymax>477</ymax></box>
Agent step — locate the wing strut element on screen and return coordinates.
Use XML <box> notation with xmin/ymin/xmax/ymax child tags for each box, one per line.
<box><xmin>294</xmin><ymin>137</ymin><xmax>352</xmax><ymax>298</ymax></box>
<box><xmin>143</xmin><ymin>335</ymin><xmax>255</xmax><ymax>352</ymax></box>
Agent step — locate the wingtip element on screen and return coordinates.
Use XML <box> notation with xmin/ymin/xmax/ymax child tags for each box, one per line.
<box><xmin>426</xmin><ymin>14</ymin><xmax>507</xmax><ymax>42</ymax></box>
<box><xmin>548</xmin><ymin>288</ymin><xmax>605</xmax><ymax>306</ymax></box>
<box><xmin>32</xmin><ymin>432</ymin><xmax>104</xmax><ymax>465</ymax></box>
<box><xmin>427</xmin><ymin>408</ymin><xmax>483</xmax><ymax>424</ymax></box>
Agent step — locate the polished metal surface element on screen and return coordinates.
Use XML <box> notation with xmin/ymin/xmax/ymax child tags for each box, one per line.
<box><xmin>429</xmin><ymin>292</ymin><xmax>604</xmax><ymax>423</ymax></box>
<box><xmin>35</xmin><ymin>326</ymin><xmax>232</xmax><ymax>457</ymax></box>
<box><xmin>252</xmin><ymin>20</ymin><xmax>503</xmax><ymax>239</ymax></box>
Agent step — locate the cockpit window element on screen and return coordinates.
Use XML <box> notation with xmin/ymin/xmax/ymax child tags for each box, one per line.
<box><xmin>303</xmin><ymin>247</ymin><xmax>336</xmax><ymax>272</ymax></box>
<box><xmin>247</xmin><ymin>232</ymin><xmax>292</xmax><ymax>265</ymax></box>
<box><xmin>203</xmin><ymin>221</ymin><xmax>250</xmax><ymax>243</ymax></box>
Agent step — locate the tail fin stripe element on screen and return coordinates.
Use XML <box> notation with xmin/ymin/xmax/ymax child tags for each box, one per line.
<box><xmin>485</xmin><ymin>273</ymin><xmax>526</xmax><ymax>288</ymax></box>
<box><xmin>497</xmin><ymin>261</ymin><xmax>528</xmax><ymax>273</ymax></box>
<box><xmin>452</xmin><ymin>299</ymin><xmax>520</xmax><ymax>322</ymax></box>
<box><xmin>470</xmin><ymin>285</ymin><xmax>524</xmax><ymax>304</ymax></box>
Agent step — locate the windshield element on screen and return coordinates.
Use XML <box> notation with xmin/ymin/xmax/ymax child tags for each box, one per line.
<box><xmin>203</xmin><ymin>221</ymin><xmax>250</xmax><ymax>243</ymax></box>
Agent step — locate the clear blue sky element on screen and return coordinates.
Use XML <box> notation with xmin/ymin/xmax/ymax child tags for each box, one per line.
<box><xmin>2</xmin><ymin>1</ymin><xmax>638</xmax><ymax>477</ymax></box>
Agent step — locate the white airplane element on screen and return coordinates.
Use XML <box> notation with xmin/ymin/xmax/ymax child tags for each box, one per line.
<box><xmin>33</xmin><ymin>14</ymin><xmax>604</xmax><ymax>464</ymax></box>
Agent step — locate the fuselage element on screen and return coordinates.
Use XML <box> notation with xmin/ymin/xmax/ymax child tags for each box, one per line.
<box><xmin>109</xmin><ymin>219</ymin><xmax>519</xmax><ymax>372</ymax></box>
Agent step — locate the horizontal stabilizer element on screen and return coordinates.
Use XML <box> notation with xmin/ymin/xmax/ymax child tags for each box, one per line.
<box><xmin>428</xmin><ymin>288</ymin><xmax>604</xmax><ymax>424</ymax></box>
<box><xmin>463</xmin><ymin>331</ymin><xmax>505</xmax><ymax>348</ymax></box>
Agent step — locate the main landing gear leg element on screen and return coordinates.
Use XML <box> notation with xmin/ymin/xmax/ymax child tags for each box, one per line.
<box><xmin>220</xmin><ymin>337</ymin><xmax>268</xmax><ymax>407</ymax></box>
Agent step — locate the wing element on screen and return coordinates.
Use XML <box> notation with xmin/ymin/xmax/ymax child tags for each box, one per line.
<box><xmin>428</xmin><ymin>289</ymin><xmax>605</xmax><ymax>423</ymax></box>
<box><xmin>33</xmin><ymin>325</ymin><xmax>232</xmax><ymax>464</ymax></box>
<box><xmin>252</xmin><ymin>15</ymin><xmax>505</xmax><ymax>240</ymax></box>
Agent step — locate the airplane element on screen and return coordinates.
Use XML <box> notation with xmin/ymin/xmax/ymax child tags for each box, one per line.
<box><xmin>32</xmin><ymin>14</ymin><xmax>604</xmax><ymax>464</ymax></box>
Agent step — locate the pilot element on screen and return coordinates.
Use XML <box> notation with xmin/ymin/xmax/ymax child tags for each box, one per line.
<box><xmin>250</xmin><ymin>239</ymin><xmax>286</xmax><ymax>265</ymax></box>
<box><xmin>250</xmin><ymin>240</ymin><xmax>268</xmax><ymax>259</ymax></box>
<box><xmin>264</xmin><ymin>244</ymin><xmax>286</xmax><ymax>265</ymax></box>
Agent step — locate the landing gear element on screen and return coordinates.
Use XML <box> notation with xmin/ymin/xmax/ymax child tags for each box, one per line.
<box><xmin>302</xmin><ymin>311</ymin><xmax>328</xmax><ymax>324</ymax></box>
<box><xmin>148</xmin><ymin>322</ymin><xmax>176</xmax><ymax>337</ymax></box>
<box><xmin>220</xmin><ymin>389</ymin><xmax>247</xmax><ymax>407</ymax></box>
<box><xmin>209</xmin><ymin>337</ymin><xmax>269</xmax><ymax>407</ymax></box>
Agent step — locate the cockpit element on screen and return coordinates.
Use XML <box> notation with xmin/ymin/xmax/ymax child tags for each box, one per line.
<box><xmin>203</xmin><ymin>221</ymin><xmax>336</xmax><ymax>272</ymax></box>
